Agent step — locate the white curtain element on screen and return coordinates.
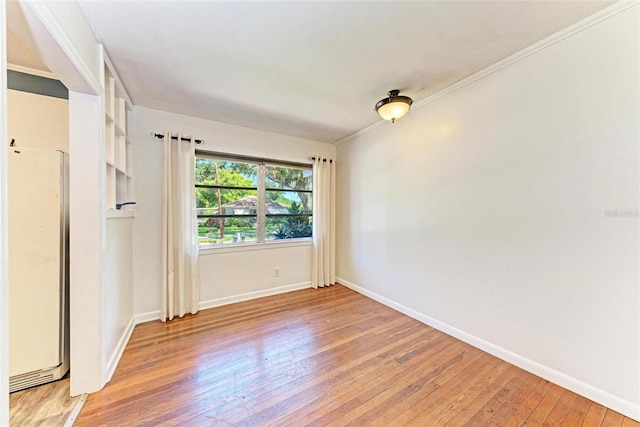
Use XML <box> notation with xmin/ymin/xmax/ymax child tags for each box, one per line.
<box><xmin>161</xmin><ymin>132</ymin><xmax>200</xmax><ymax>321</ymax></box>
<box><xmin>311</xmin><ymin>156</ymin><xmax>335</xmax><ymax>289</ymax></box>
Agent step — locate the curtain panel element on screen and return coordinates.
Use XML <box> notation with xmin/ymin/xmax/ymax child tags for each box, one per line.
<box><xmin>311</xmin><ymin>156</ymin><xmax>335</xmax><ymax>288</ymax></box>
<box><xmin>161</xmin><ymin>132</ymin><xmax>200</xmax><ymax>321</ymax></box>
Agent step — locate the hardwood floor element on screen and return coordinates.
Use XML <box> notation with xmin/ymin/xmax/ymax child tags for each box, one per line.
<box><xmin>75</xmin><ymin>285</ymin><xmax>638</xmax><ymax>426</ymax></box>
<box><xmin>9</xmin><ymin>374</ymin><xmax>81</xmax><ymax>426</ymax></box>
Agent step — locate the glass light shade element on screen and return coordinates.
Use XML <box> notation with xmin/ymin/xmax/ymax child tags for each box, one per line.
<box><xmin>377</xmin><ymin>101</ymin><xmax>411</xmax><ymax>122</ymax></box>
<box><xmin>375</xmin><ymin>90</ymin><xmax>413</xmax><ymax>123</ymax></box>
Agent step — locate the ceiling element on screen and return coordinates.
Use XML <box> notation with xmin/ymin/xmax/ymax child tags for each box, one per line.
<box><xmin>7</xmin><ymin>27</ymin><xmax>51</xmax><ymax>75</ymax></box>
<box><xmin>70</xmin><ymin>2</ymin><xmax>614</xmax><ymax>143</ymax></box>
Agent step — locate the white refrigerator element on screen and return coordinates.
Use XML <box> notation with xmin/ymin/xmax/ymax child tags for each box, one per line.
<box><xmin>8</xmin><ymin>147</ymin><xmax>69</xmax><ymax>392</ymax></box>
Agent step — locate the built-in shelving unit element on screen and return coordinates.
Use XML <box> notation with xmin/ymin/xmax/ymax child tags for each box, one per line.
<box><xmin>103</xmin><ymin>52</ymin><xmax>134</xmax><ymax>212</ymax></box>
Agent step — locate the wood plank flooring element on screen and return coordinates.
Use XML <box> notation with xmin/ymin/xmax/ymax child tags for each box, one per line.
<box><xmin>9</xmin><ymin>374</ymin><xmax>81</xmax><ymax>426</ymax></box>
<box><xmin>75</xmin><ymin>285</ymin><xmax>638</xmax><ymax>426</ymax></box>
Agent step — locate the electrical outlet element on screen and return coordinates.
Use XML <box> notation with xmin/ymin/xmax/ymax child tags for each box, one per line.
<box><xmin>274</xmin><ymin>268</ymin><xmax>280</xmax><ymax>277</ymax></box>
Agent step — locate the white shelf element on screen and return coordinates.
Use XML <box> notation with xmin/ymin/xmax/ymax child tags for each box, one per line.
<box><xmin>106</xmin><ymin>210</ymin><xmax>135</xmax><ymax>219</ymax></box>
<box><xmin>103</xmin><ymin>50</ymin><xmax>134</xmax><ymax>211</ymax></box>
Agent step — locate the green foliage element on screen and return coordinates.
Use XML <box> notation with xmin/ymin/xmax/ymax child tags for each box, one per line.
<box><xmin>198</xmin><ymin>223</ymin><xmax>256</xmax><ymax>244</ymax></box>
<box><xmin>272</xmin><ymin>202</ymin><xmax>312</xmax><ymax>239</ymax></box>
<box><xmin>195</xmin><ymin>158</ymin><xmax>313</xmax><ymax>243</ymax></box>
<box><xmin>196</xmin><ymin>159</ymin><xmax>258</xmax><ymax>239</ymax></box>
<box><xmin>195</xmin><ymin>161</ymin><xmax>255</xmax><ymax>210</ymax></box>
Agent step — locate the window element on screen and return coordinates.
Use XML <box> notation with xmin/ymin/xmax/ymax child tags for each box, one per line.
<box><xmin>195</xmin><ymin>152</ymin><xmax>312</xmax><ymax>246</ymax></box>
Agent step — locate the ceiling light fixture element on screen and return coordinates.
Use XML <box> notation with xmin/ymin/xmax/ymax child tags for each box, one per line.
<box><xmin>375</xmin><ymin>89</ymin><xmax>413</xmax><ymax>123</ymax></box>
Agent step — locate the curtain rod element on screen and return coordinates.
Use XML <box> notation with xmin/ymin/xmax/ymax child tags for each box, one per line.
<box><xmin>152</xmin><ymin>132</ymin><xmax>203</xmax><ymax>144</ymax></box>
<box><xmin>309</xmin><ymin>156</ymin><xmax>333</xmax><ymax>163</ymax></box>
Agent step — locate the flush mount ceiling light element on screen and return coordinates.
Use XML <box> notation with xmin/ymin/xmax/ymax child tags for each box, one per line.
<box><xmin>375</xmin><ymin>89</ymin><xmax>413</xmax><ymax>123</ymax></box>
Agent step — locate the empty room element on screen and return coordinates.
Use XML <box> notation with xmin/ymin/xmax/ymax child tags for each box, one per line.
<box><xmin>1</xmin><ymin>0</ymin><xmax>638</xmax><ymax>425</ymax></box>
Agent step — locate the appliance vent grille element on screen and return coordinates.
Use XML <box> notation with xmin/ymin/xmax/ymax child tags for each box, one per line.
<box><xmin>9</xmin><ymin>370</ymin><xmax>56</xmax><ymax>393</ymax></box>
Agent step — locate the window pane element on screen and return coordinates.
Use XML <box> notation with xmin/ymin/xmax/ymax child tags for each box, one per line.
<box><xmin>265</xmin><ymin>215</ymin><xmax>312</xmax><ymax>240</ymax></box>
<box><xmin>265</xmin><ymin>190</ymin><xmax>312</xmax><ymax>214</ymax></box>
<box><xmin>265</xmin><ymin>165</ymin><xmax>312</xmax><ymax>191</ymax></box>
<box><xmin>195</xmin><ymin>156</ymin><xmax>313</xmax><ymax>246</ymax></box>
<box><xmin>195</xmin><ymin>158</ymin><xmax>258</xmax><ymax>187</ymax></box>
<box><xmin>265</xmin><ymin>215</ymin><xmax>313</xmax><ymax>240</ymax></box>
<box><xmin>196</xmin><ymin>188</ymin><xmax>258</xmax><ymax>213</ymax></box>
<box><xmin>197</xmin><ymin>217</ymin><xmax>257</xmax><ymax>245</ymax></box>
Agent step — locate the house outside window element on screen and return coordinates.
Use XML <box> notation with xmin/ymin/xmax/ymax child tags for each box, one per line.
<box><xmin>195</xmin><ymin>152</ymin><xmax>312</xmax><ymax>246</ymax></box>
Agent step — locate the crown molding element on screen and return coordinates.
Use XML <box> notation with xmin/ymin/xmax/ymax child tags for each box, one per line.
<box><xmin>335</xmin><ymin>0</ymin><xmax>639</xmax><ymax>147</ymax></box>
<box><xmin>7</xmin><ymin>63</ymin><xmax>57</xmax><ymax>80</ymax></box>
<box><xmin>334</xmin><ymin>120</ymin><xmax>386</xmax><ymax>146</ymax></box>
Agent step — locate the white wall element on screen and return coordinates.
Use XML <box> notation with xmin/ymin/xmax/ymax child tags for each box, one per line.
<box><xmin>7</xmin><ymin>89</ymin><xmax>68</xmax><ymax>152</ymax></box>
<box><xmin>133</xmin><ymin>107</ymin><xmax>335</xmax><ymax>317</ymax></box>
<box><xmin>68</xmin><ymin>90</ymin><xmax>105</xmax><ymax>394</ymax></box>
<box><xmin>336</xmin><ymin>5</ymin><xmax>639</xmax><ymax>419</ymax></box>
<box><xmin>104</xmin><ymin>216</ymin><xmax>133</xmax><ymax>380</ymax></box>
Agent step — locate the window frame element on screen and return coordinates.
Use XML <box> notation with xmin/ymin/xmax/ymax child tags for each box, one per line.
<box><xmin>195</xmin><ymin>150</ymin><xmax>313</xmax><ymax>249</ymax></box>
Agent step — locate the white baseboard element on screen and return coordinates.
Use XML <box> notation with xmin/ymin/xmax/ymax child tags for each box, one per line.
<box><xmin>133</xmin><ymin>282</ymin><xmax>313</xmax><ymax>325</ymax></box>
<box><xmin>337</xmin><ymin>276</ymin><xmax>640</xmax><ymax>422</ymax></box>
<box><xmin>134</xmin><ymin>309</ymin><xmax>161</xmax><ymax>325</ymax></box>
<box><xmin>104</xmin><ymin>316</ymin><xmax>135</xmax><ymax>384</ymax></box>
<box><xmin>198</xmin><ymin>281</ymin><xmax>312</xmax><ymax>311</ymax></box>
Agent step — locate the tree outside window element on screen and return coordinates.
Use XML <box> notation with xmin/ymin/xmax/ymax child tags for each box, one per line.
<box><xmin>195</xmin><ymin>155</ymin><xmax>312</xmax><ymax>246</ymax></box>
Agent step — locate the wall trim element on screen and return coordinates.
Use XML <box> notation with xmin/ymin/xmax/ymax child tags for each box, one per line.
<box><xmin>104</xmin><ymin>315</ymin><xmax>135</xmax><ymax>384</ymax></box>
<box><xmin>134</xmin><ymin>281</ymin><xmax>313</xmax><ymax>325</ymax></box>
<box><xmin>7</xmin><ymin>63</ymin><xmax>57</xmax><ymax>80</ymax></box>
<box><xmin>23</xmin><ymin>0</ymin><xmax>102</xmax><ymax>95</ymax></box>
<box><xmin>334</xmin><ymin>0</ymin><xmax>640</xmax><ymax>147</ymax></box>
<box><xmin>134</xmin><ymin>309</ymin><xmax>161</xmax><ymax>325</ymax></box>
<box><xmin>337</xmin><ymin>277</ymin><xmax>640</xmax><ymax>421</ymax></box>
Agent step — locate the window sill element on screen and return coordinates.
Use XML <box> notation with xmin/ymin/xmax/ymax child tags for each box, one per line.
<box><xmin>199</xmin><ymin>238</ymin><xmax>312</xmax><ymax>255</ymax></box>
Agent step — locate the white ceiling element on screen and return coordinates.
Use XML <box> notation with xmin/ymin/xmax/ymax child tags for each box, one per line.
<box><xmin>78</xmin><ymin>0</ymin><xmax>614</xmax><ymax>143</ymax></box>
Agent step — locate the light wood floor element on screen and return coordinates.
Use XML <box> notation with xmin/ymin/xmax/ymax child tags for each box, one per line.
<box><xmin>76</xmin><ymin>285</ymin><xmax>638</xmax><ymax>426</ymax></box>
<box><xmin>9</xmin><ymin>374</ymin><xmax>80</xmax><ymax>426</ymax></box>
